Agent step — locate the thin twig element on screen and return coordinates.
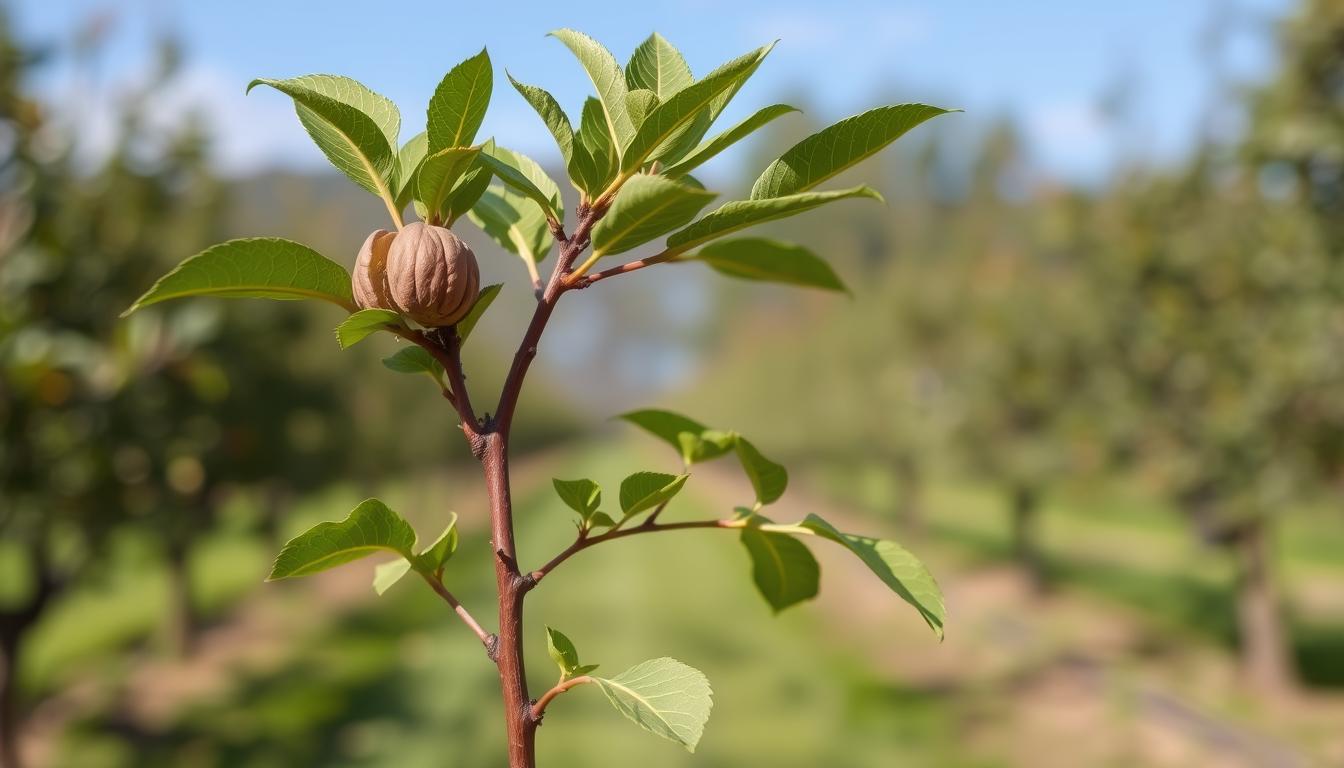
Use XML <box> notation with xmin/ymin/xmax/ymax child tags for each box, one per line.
<box><xmin>528</xmin><ymin>518</ymin><xmax>744</xmax><ymax>587</ymax></box>
<box><xmin>569</xmin><ymin>249</ymin><xmax>682</xmax><ymax>288</ymax></box>
<box><xmin>531</xmin><ymin>675</ymin><xmax>594</xmax><ymax>721</ymax></box>
<box><xmin>419</xmin><ymin>571</ymin><xmax>497</xmax><ymax>654</ymax></box>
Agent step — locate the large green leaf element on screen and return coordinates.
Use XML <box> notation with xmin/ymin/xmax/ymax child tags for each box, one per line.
<box><xmin>248</xmin><ymin>77</ymin><xmax>398</xmax><ymax>202</ymax></box>
<box><xmin>457</xmin><ymin>283</ymin><xmax>502</xmax><ymax>344</ymax></box>
<box><xmin>751</xmin><ymin>104</ymin><xmax>951</xmax><ymax>199</ymax></box>
<box><xmin>508</xmin><ymin>73</ymin><xmax>574</xmax><ymax>165</ymax></box>
<box><xmin>619</xmin><ymin>472</ymin><xmax>689</xmax><ymax>517</ymax></box>
<box><xmin>268</xmin><ymin>499</ymin><xmax>416</xmax><ymax>580</ymax></box>
<box><xmin>441</xmin><ymin>145</ymin><xmax>496</xmax><ymax>226</ymax></box>
<box><xmin>695</xmin><ymin>238</ymin><xmax>847</xmax><ymax>292</ymax></box>
<box><xmin>619</xmin><ymin>409</ymin><xmax>736</xmax><ymax>464</ymax></box>
<box><xmin>592</xmin><ymin>175</ymin><xmax>716</xmax><ymax>258</ymax></box>
<box><xmin>427</xmin><ymin>48</ymin><xmax>493</xmax><ymax>151</ymax></box>
<box><xmin>734</xmin><ymin>437</ymin><xmax>787</xmax><ymax>505</ymax></box>
<box><xmin>782</xmin><ymin>515</ymin><xmax>945</xmax><ymax>639</ymax></box>
<box><xmin>666</xmin><ymin>186</ymin><xmax>882</xmax><ymax>253</ymax></box>
<box><xmin>594</xmin><ymin>658</ymin><xmax>713</xmax><ymax>752</ymax></box>
<box><xmin>335</xmin><ymin>309</ymin><xmax>402</xmax><ymax>349</ymax></box>
<box><xmin>740</xmin><ymin>517</ymin><xmax>820</xmax><ymax>613</ymax></box>
<box><xmin>417</xmin><ymin>146</ymin><xmax>482</xmax><ymax>220</ymax></box>
<box><xmin>469</xmin><ymin>187</ymin><xmax>554</xmax><ymax>264</ymax></box>
<box><xmin>663</xmin><ymin>104</ymin><xmax>799</xmax><ymax>178</ymax></box>
<box><xmin>125</xmin><ymin>238</ymin><xmax>355</xmax><ymax>315</ymax></box>
<box><xmin>395</xmin><ymin>132</ymin><xmax>429</xmax><ymax>210</ymax></box>
<box><xmin>621</xmin><ymin>43</ymin><xmax>774</xmax><ymax>173</ymax></box>
<box><xmin>624</xmin><ymin>89</ymin><xmax>660</xmax><ymax>131</ymax></box>
<box><xmin>549</xmin><ymin>29</ymin><xmax>633</xmax><ymax>152</ymax></box>
<box><xmin>570</xmin><ymin>97</ymin><xmax>619</xmax><ymax>196</ymax></box>
<box><xmin>626</xmin><ymin>33</ymin><xmax>693</xmax><ymax>99</ymax></box>
<box><xmin>479</xmin><ymin>145</ymin><xmax>563</xmax><ymax>221</ymax></box>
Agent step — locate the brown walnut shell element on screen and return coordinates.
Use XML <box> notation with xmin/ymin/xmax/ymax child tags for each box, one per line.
<box><xmin>352</xmin><ymin>229</ymin><xmax>397</xmax><ymax>311</ymax></box>
<box><xmin>384</xmin><ymin>222</ymin><xmax>480</xmax><ymax>327</ymax></box>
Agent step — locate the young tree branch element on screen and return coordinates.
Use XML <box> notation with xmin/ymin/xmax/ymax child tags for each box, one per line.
<box><xmin>531</xmin><ymin>675</ymin><xmax>594</xmax><ymax>721</ymax></box>
<box><xmin>527</xmin><ymin>518</ymin><xmax>745</xmax><ymax>588</ymax></box>
<box><xmin>568</xmin><ymin>249</ymin><xmax>683</xmax><ymax>288</ymax></box>
<box><xmin>420</xmin><ymin>571</ymin><xmax>497</xmax><ymax>656</ymax></box>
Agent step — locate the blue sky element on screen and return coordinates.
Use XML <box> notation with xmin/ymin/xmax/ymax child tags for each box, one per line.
<box><xmin>11</xmin><ymin>0</ymin><xmax>1291</xmax><ymax>182</ymax></box>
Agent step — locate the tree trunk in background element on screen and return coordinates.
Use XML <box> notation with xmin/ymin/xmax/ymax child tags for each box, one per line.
<box><xmin>0</xmin><ymin>631</ymin><xmax>23</xmax><ymax>768</ymax></box>
<box><xmin>165</xmin><ymin>540</ymin><xmax>198</xmax><ymax>658</ymax></box>
<box><xmin>1234</xmin><ymin>519</ymin><xmax>1295</xmax><ymax>694</ymax></box>
<box><xmin>894</xmin><ymin>453</ymin><xmax>924</xmax><ymax>536</ymax></box>
<box><xmin>1010</xmin><ymin>484</ymin><xmax>1047</xmax><ymax>594</ymax></box>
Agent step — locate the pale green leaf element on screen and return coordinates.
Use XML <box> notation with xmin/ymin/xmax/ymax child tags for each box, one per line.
<box><xmin>549</xmin><ymin>29</ymin><xmax>633</xmax><ymax>152</ymax></box>
<box><xmin>417</xmin><ymin>146</ymin><xmax>482</xmax><ymax>221</ymax></box>
<box><xmin>125</xmin><ymin>238</ymin><xmax>355</xmax><ymax>316</ymax></box>
<box><xmin>589</xmin><ymin>512</ymin><xmax>617</xmax><ymax>530</ymax></box>
<box><xmin>415</xmin><ymin>513</ymin><xmax>459</xmax><ymax>571</ymax></box>
<box><xmin>570</xmin><ymin>97</ymin><xmax>618</xmax><ymax>196</ymax></box>
<box><xmin>740</xmin><ymin>516</ymin><xmax>820</xmax><ymax>613</ymax></box>
<box><xmin>553</xmin><ymin>478</ymin><xmax>602</xmax><ymax>520</ymax></box>
<box><xmin>268</xmin><ymin>498</ymin><xmax>416</xmax><ymax>580</ymax></box>
<box><xmin>427</xmin><ymin>48</ymin><xmax>492</xmax><ymax>151</ymax></box>
<box><xmin>373</xmin><ymin>559</ymin><xmax>413</xmax><ymax>595</ymax></box>
<box><xmin>592</xmin><ymin>175</ymin><xmax>716</xmax><ymax>258</ymax></box>
<box><xmin>735</xmin><ymin>437</ymin><xmax>787</xmax><ymax>505</ymax></box>
<box><xmin>619</xmin><ymin>472</ymin><xmax>689</xmax><ymax>517</ymax></box>
<box><xmin>395</xmin><ymin>132</ymin><xmax>429</xmax><ymax>210</ymax></box>
<box><xmin>663</xmin><ymin>104</ymin><xmax>799</xmax><ymax>178</ymax></box>
<box><xmin>594</xmin><ymin>658</ymin><xmax>713</xmax><ymax>752</ymax></box>
<box><xmin>441</xmin><ymin>145</ymin><xmax>495</xmax><ymax>226</ymax></box>
<box><xmin>624</xmin><ymin>89</ymin><xmax>660</xmax><ymax>131</ymax></box>
<box><xmin>457</xmin><ymin>283</ymin><xmax>502</xmax><ymax>343</ymax></box>
<box><xmin>626</xmin><ymin>33</ymin><xmax>693</xmax><ymax>99</ymax></box>
<box><xmin>508</xmin><ymin>73</ymin><xmax>574</xmax><ymax>165</ymax></box>
<box><xmin>666</xmin><ymin>186</ymin><xmax>882</xmax><ymax>253</ymax></box>
<box><xmin>479</xmin><ymin>146</ymin><xmax>563</xmax><ymax>221</ymax></box>
<box><xmin>382</xmin><ymin>346</ymin><xmax>445</xmax><ymax>384</ymax></box>
<box><xmin>751</xmin><ymin>104</ymin><xmax>952</xmax><ymax>199</ymax></box>
<box><xmin>618</xmin><ymin>409</ymin><xmax>735</xmax><ymax>464</ymax></box>
<box><xmin>546</xmin><ymin>626</ymin><xmax>595</xmax><ymax>679</ymax></box>
<box><xmin>468</xmin><ymin>187</ymin><xmax>554</xmax><ymax>264</ymax></box>
<box><xmin>695</xmin><ymin>238</ymin><xmax>847</xmax><ymax>292</ymax></box>
<box><xmin>335</xmin><ymin>308</ymin><xmax>402</xmax><ymax>349</ymax></box>
<box><xmin>621</xmin><ymin>43</ymin><xmax>775</xmax><ymax>173</ymax></box>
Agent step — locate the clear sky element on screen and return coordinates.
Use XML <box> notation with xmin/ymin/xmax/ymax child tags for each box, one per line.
<box><xmin>10</xmin><ymin>0</ymin><xmax>1291</xmax><ymax>182</ymax></box>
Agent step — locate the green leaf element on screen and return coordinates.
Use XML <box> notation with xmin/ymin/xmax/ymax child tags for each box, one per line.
<box><xmin>741</xmin><ymin>516</ymin><xmax>820</xmax><ymax>613</ymax></box>
<box><xmin>457</xmin><ymin>283</ymin><xmax>502</xmax><ymax>344</ymax></box>
<box><xmin>618</xmin><ymin>409</ymin><xmax>735</xmax><ymax>464</ymax></box>
<box><xmin>373</xmin><ymin>559</ymin><xmax>413</xmax><ymax>596</ymax></box>
<box><xmin>545</xmin><ymin>626</ymin><xmax>596</xmax><ymax>679</ymax></box>
<box><xmin>335</xmin><ymin>309</ymin><xmax>402</xmax><ymax>349</ymax></box>
<box><xmin>666</xmin><ymin>186</ymin><xmax>882</xmax><ymax>253</ymax></box>
<box><xmin>469</xmin><ymin>188</ymin><xmax>554</xmax><ymax>265</ymax></box>
<box><xmin>268</xmin><ymin>498</ymin><xmax>416</xmax><ymax>580</ymax></box>
<box><xmin>588</xmin><ymin>512</ymin><xmax>617</xmax><ymax>530</ymax></box>
<box><xmin>592</xmin><ymin>175</ymin><xmax>716</xmax><ymax>258</ymax></box>
<box><xmin>695</xmin><ymin>238</ymin><xmax>847</xmax><ymax>292</ymax></box>
<box><xmin>479</xmin><ymin>146</ymin><xmax>563</xmax><ymax>221</ymax></box>
<box><xmin>751</xmin><ymin>104</ymin><xmax>951</xmax><ymax>199</ymax></box>
<box><xmin>441</xmin><ymin>146</ymin><xmax>495</xmax><ymax>226</ymax></box>
<box><xmin>663</xmin><ymin>104</ymin><xmax>799</xmax><ymax>178</ymax></box>
<box><xmin>125</xmin><ymin>238</ymin><xmax>355</xmax><ymax>316</ymax></box>
<box><xmin>415</xmin><ymin>513</ymin><xmax>459</xmax><ymax>571</ymax></box>
<box><xmin>626</xmin><ymin>33</ymin><xmax>693</xmax><ymax>100</ymax></box>
<box><xmin>248</xmin><ymin>76</ymin><xmax>398</xmax><ymax>202</ymax></box>
<box><xmin>417</xmin><ymin>146</ymin><xmax>482</xmax><ymax>220</ymax></box>
<box><xmin>621</xmin><ymin>43</ymin><xmax>775</xmax><ymax>173</ymax></box>
<box><xmin>594</xmin><ymin>658</ymin><xmax>713</xmax><ymax>752</ymax></box>
<box><xmin>395</xmin><ymin>132</ymin><xmax>429</xmax><ymax>210</ymax></box>
<box><xmin>619</xmin><ymin>472</ymin><xmax>689</xmax><ymax>517</ymax></box>
<box><xmin>427</xmin><ymin>48</ymin><xmax>492</xmax><ymax>151</ymax></box>
<box><xmin>382</xmin><ymin>346</ymin><xmax>445</xmax><ymax>384</ymax></box>
<box><xmin>549</xmin><ymin>29</ymin><xmax>633</xmax><ymax>152</ymax></box>
<box><xmin>791</xmin><ymin>515</ymin><xmax>945</xmax><ymax>639</ymax></box>
<box><xmin>570</xmin><ymin>98</ymin><xmax>618</xmax><ymax>196</ymax></box>
<box><xmin>734</xmin><ymin>437</ymin><xmax>787</xmax><ymax>505</ymax></box>
<box><xmin>508</xmin><ymin>73</ymin><xmax>574</xmax><ymax>165</ymax></box>
<box><xmin>624</xmin><ymin>89</ymin><xmax>660</xmax><ymax>131</ymax></box>
<box><xmin>553</xmin><ymin>478</ymin><xmax>602</xmax><ymax>521</ymax></box>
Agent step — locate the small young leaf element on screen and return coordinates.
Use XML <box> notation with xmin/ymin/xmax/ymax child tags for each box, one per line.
<box><xmin>469</xmin><ymin>188</ymin><xmax>553</xmax><ymax>265</ymax></box>
<box><xmin>415</xmin><ymin>513</ymin><xmax>459</xmax><ymax>571</ymax></box>
<box><xmin>751</xmin><ymin>104</ymin><xmax>952</xmax><ymax>199</ymax></box>
<box><xmin>570</xmin><ymin>97</ymin><xmax>619</xmax><ymax>196</ymax></box>
<box><xmin>734</xmin><ymin>437</ymin><xmax>787</xmax><ymax>505</ymax></box>
<box><xmin>594</xmin><ymin>658</ymin><xmax>713</xmax><ymax>752</ymax></box>
<box><xmin>335</xmin><ymin>309</ymin><xmax>402</xmax><ymax>349</ymax></box>
<box><xmin>508</xmin><ymin>73</ymin><xmax>574</xmax><ymax>165</ymax></box>
<box><xmin>740</xmin><ymin>516</ymin><xmax>820</xmax><ymax>613</ymax></box>
<box><xmin>591</xmin><ymin>175</ymin><xmax>716</xmax><ymax>258</ymax></box>
<box><xmin>427</xmin><ymin>48</ymin><xmax>493</xmax><ymax>151</ymax></box>
<box><xmin>417</xmin><ymin>146</ymin><xmax>482</xmax><ymax>220</ymax></box>
<box><xmin>395</xmin><ymin>132</ymin><xmax>429</xmax><ymax>210</ymax></box>
<box><xmin>549</xmin><ymin>29</ymin><xmax>633</xmax><ymax>152</ymax></box>
<box><xmin>382</xmin><ymin>346</ymin><xmax>445</xmax><ymax>384</ymax></box>
<box><xmin>441</xmin><ymin>146</ymin><xmax>496</xmax><ymax>226</ymax></box>
<box><xmin>663</xmin><ymin>104</ymin><xmax>799</xmax><ymax>179</ymax></box>
<box><xmin>588</xmin><ymin>511</ymin><xmax>617</xmax><ymax>529</ymax></box>
<box><xmin>619</xmin><ymin>472</ymin><xmax>689</xmax><ymax>517</ymax></box>
<box><xmin>124</xmin><ymin>238</ymin><xmax>355</xmax><ymax>316</ymax></box>
<box><xmin>546</xmin><ymin>626</ymin><xmax>594</xmax><ymax>679</ymax></box>
<box><xmin>618</xmin><ymin>409</ymin><xmax>735</xmax><ymax>464</ymax></box>
<box><xmin>666</xmin><ymin>186</ymin><xmax>882</xmax><ymax>253</ymax></box>
<box><xmin>695</xmin><ymin>238</ymin><xmax>847</xmax><ymax>292</ymax></box>
<box><xmin>373</xmin><ymin>559</ymin><xmax>413</xmax><ymax>596</ymax></box>
<box><xmin>457</xmin><ymin>283</ymin><xmax>502</xmax><ymax>344</ymax></box>
<box><xmin>553</xmin><ymin>478</ymin><xmax>602</xmax><ymax>519</ymax></box>
<box><xmin>479</xmin><ymin>146</ymin><xmax>563</xmax><ymax>221</ymax></box>
<box><xmin>626</xmin><ymin>33</ymin><xmax>693</xmax><ymax>100</ymax></box>
<box><xmin>268</xmin><ymin>498</ymin><xmax>416</xmax><ymax>580</ymax></box>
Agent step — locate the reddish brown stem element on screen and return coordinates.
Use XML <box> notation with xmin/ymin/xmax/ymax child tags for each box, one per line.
<box><xmin>528</xmin><ymin>519</ymin><xmax>740</xmax><ymax>587</ymax></box>
<box><xmin>571</xmin><ymin>250</ymin><xmax>679</xmax><ymax>288</ymax></box>
<box><xmin>531</xmin><ymin>675</ymin><xmax>594</xmax><ymax>721</ymax></box>
<box><xmin>419</xmin><ymin>572</ymin><xmax>495</xmax><ymax>652</ymax></box>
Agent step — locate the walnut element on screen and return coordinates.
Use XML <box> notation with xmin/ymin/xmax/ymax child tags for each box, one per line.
<box><xmin>352</xmin><ymin>229</ymin><xmax>397</xmax><ymax>311</ymax></box>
